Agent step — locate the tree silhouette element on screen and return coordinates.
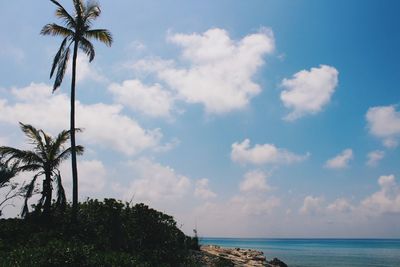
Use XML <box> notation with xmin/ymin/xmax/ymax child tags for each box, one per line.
<box><xmin>0</xmin><ymin>123</ymin><xmax>84</xmax><ymax>218</ymax></box>
<box><xmin>41</xmin><ymin>0</ymin><xmax>112</xmax><ymax>219</ymax></box>
<box><xmin>0</xmin><ymin>158</ymin><xmax>20</xmax><ymax>216</ymax></box>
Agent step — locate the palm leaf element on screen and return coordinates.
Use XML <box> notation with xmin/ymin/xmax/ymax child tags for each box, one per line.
<box><xmin>50</xmin><ymin>0</ymin><xmax>76</xmax><ymax>29</ymax></box>
<box><xmin>19</xmin><ymin>123</ymin><xmax>47</xmax><ymax>161</ymax></box>
<box><xmin>21</xmin><ymin>173</ymin><xmax>41</xmax><ymax>218</ymax></box>
<box><xmin>84</xmin><ymin>29</ymin><xmax>113</xmax><ymax>46</ymax></box>
<box><xmin>54</xmin><ymin>170</ymin><xmax>66</xmax><ymax>211</ymax></box>
<box><xmin>79</xmin><ymin>37</ymin><xmax>95</xmax><ymax>62</ymax></box>
<box><xmin>19</xmin><ymin>123</ymin><xmax>45</xmax><ymax>151</ymax></box>
<box><xmin>16</xmin><ymin>164</ymin><xmax>42</xmax><ymax>173</ymax></box>
<box><xmin>0</xmin><ymin>160</ymin><xmax>19</xmax><ymax>187</ymax></box>
<box><xmin>84</xmin><ymin>0</ymin><xmax>101</xmax><ymax>22</ymax></box>
<box><xmin>53</xmin><ymin>145</ymin><xmax>84</xmax><ymax>167</ymax></box>
<box><xmin>0</xmin><ymin>147</ymin><xmax>43</xmax><ymax>166</ymax></box>
<box><xmin>53</xmin><ymin>47</ymin><xmax>71</xmax><ymax>92</ymax></box>
<box><xmin>73</xmin><ymin>0</ymin><xmax>85</xmax><ymax>19</ymax></box>
<box><xmin>41</xmin><ymin>23</ymin><xmax>74</xmax><ymax>37</ymax></box>
<box><xmin>50</xmin><ymin>37</ymin><xmax>69</xmax><ymax>78</ymax></box>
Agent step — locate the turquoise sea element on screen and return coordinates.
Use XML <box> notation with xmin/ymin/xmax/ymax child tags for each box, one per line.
<box><xmin>200</xmin><ymin>238</ymin><xmax>400</xmax><ymax>267</ymax></box>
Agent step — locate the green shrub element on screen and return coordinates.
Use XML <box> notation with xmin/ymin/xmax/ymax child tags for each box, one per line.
<box><xmin>0</xmin><ymin>199</ymin><xmax>199</xmax><ymax>267</ymax></box>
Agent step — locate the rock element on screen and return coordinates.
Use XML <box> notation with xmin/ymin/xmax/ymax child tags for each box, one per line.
<box><xmin>268</xmin><ymin>257</ymin><xmax>288</xmax><ymax>267</ymax></box>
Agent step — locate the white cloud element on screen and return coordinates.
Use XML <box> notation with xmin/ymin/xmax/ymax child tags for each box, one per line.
<box><xmin>280</xmin><ymin>65</ymin><xmax>339</xmax><ymax>121</ymax></box>
<box><xmin>366</xmin><ymin>105</ymin><xmax>400</xmax><ymax>148</ymax></box>
<box><xmin>366</xmin><ymin>150</ymin><xmax>385</xmax><ymax>167</ymax></box>
<box><xmin>109</xmin><ymin>79</ymin><xmax>175</xmax><ymax>118</ymax></box>
<box><xmin>194</xmin><ymin>178</ymin><xmax>217</xmax><ymax>199</ymax></box>
<box><xmin>0</xmin><ymin>83</ymin><xmax>162</xmax><ymax>155</ymax></box>
<box><xmin>239</xmin><ymin>170</ymin><xmax>271</xmax><ymax>193</ymax></box>
<box><xmin>67</xmin><ymin>53</ymin><xmax>106</xmax><ymax>83</ymax></box>
<box><xmin>231</xmin><ymin>139</ymin><xmax>309</xmax><ymax>165</ymax></box>
<box><xmin>61</xmin><ymin>160</ymin><xmax>107</xmax><ymax>196</ymax></box>
<box><xmin>327</xmin><ymin>198</ymin><xmax>353</xmax><ymax>213</ymax></box>
<box><xmin>362</xmin><ymin>175</ymin><xmax>400</xmax><ymax>214</ymax></box>
<box><xmin>230</xmin><ymin>195</ymin><xmax>280</xmax><ymax>216</ymax></box>
<box><xmin>300</xmin><ymin>195</ymin><xmax>324</xmax><ymax>215</ymax></box>
<box><xmin>113</xmin><ymin>158</ymin><xmax>191</xmax><ymax>202</ymax></box>
<box><xmin>325</xmin><ymin>149</ymin><xmax>353</xmax><ymax>169</ymax></box>
<box><xmin>134</xmin><ymin>27</ymin><xmax>275</xmax><ymax>114</ymax></box>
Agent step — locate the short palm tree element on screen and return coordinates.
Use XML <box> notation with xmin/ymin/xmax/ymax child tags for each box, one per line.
<box><xmin>0</xmin><ymin>123</ymin><xmax>84</xmax><ymax>218</ymax></box>
<box><xmin>41</xmin><ymin>0</ymin><xmax>112</xmax><ymax>219</ymax></box>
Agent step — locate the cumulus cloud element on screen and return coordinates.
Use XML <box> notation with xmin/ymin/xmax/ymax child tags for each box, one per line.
<box><xmin>230</xmin><ymin>195</ymin><xmax>280</xmax><ymax>216</ymax></box>
<box><xmin>133</xmin><ymin>27</ymin><xmax>275</xmax><ymax>114</ymax></box>
<box><xmin>300</xmin><ymin>195</ymin><xmax>324</xmax><ymax>215</ymax></box>
<box><xmin>325</xmin><ymin>149</ymin><xmax>353</xmax><ymax>169</ymax></box>
<box><xmin>366</xmin><ymin>150</ymin><xmax>385</xmax><ymax>167</ymax></box>
<box><xmin>231</xmin><ymin>139</ymin><xmax>309</xmax><ymax>165</ymax></box>
<box><xmin>239</xmin><ymin>170</ymin><xmax>271</xmax><ymax>193</ymax></box>
<box><xmin>61</xmin><ymin>160</ymin><xmax>107</xmax><ymax>196</ymax></box>
<box><xmin>194</xmin><ymin>178</ymin><xmax>217</xmax><ymax>199</ymax></box>
<box><xmin>113</xmin><ymin>158</ymin><xmax>191</xmax><ymax>202</ymax></box>
<box><xmin>67</xmin><ymin>53</ymin><xmax>106</xmax><ymax>83</ymax></box>
<box><xmin>366</xmin><ymin>105</ymin><xmax>400</xmax><ymax>148</ymax></box>
<box><xmin>280</xmin><ymin>65</ymin><xmax>339</xmax><ymax>121</ymax></box>
<box><xmin>109</xmin><ymin>79</ymin><xmax>175</xmax><ymax>118</ymax></box>
<box><xmin>0</xmin><ymin>83</ymin><xmax>161</xmax><ymax>155</ymax></box>
<box><xmin>362</xmin><ymin>175</ymin><xmax>400</xmax><ymax>214</ymax></box>
<box><xmin>327</xmin><ymin>198</ymin><xmax>353</xmax><ymax>213</ymax></box>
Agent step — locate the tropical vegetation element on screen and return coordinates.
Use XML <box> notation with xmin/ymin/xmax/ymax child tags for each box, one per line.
<box><xmin>0</xmin><ymin>199</ymin><xmax>199</xmax><ymax>266</ymax></box>
<box><xmin>0</xmin><ymin>123</ymin><xmax>83</xmax><ymax>218</ymax></box>
<box><xmin>0</xmin><ymin>1</ymin><xmax>201</xmax><ymax>266</ymax></box>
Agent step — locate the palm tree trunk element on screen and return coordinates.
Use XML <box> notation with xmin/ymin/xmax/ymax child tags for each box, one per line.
<box><xmin>43</xmin><ymin>170</ymin><xmax>52</xmax><ymax>217</ymax></box>
<box><xmin>71</xmin><ymin>40</ymin><xmax>79</xmax><ymax>221</ymax></box>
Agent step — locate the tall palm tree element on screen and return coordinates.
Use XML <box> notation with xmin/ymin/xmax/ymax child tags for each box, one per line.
<box><xmin>41</xmin><ymin>0</ymin><xmax>112</xmax><ymax>219</ymax></box>
<box><xmin>0</xmin><ymin>123</ymin><xmax>84</xmax><ymax>218</ymax></box>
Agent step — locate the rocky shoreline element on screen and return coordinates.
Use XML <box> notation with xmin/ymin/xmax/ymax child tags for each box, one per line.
<box><xmin>191</xmin><ymin>245</ymin><xmax>288</xmax><ymax>267</ymax></box>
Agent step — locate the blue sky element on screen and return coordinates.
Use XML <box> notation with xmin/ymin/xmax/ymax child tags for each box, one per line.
<box><xmin>1</xmin><ymin>0</ymin><xmax>400</xmax><ymax>237</ymax></box>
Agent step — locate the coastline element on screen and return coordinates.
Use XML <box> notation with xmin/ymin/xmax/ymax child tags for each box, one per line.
<box><xmin>192</xmin><ymin>245</ymin><xmax>287</xmax><ymax>267</ymax></box>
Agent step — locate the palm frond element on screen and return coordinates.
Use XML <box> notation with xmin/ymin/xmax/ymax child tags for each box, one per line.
<box><xmin>0</xmin><ymin>160</ymin><xmax>19</xmax><ymax>187</ymax></box>
<box><xmin>0</xmin><ymin>147</ymin><xmax>43</xmax><ymax>166</ymax></box>
<box><xmin>73</xmin><ymin>0</ymin><xmax>85</xmax><ymax>19</ymax></box>
<box><xmin>19</xmin><ymin>123</ymin><xmax>47</xmax><ymax>160</ymax></box>
<box><xmin>50</xmin><ymin>0</ymin><xmax>76</xmax><ymax>29</ymax></box>
<box><xmin>54</xmin><ymin>170</ymin><xmax>66</xmax><ymax>211</ymax></box>
<box><xmin>84</xmin><ymin>29</ymin><xmax>113</xmax><ymax>47</ymax></box>
<box><xmin>41</xmin><ymin>23</ymin><xmax>74</xmax><ymax>37</ymax></box>
<box><xmin>19</xmin><ymin>123</ymin><xmax>45</xmax><ymax>151</ymax></box>
<box><xmin>53</xmin><ymin>47</ymin><xmax>71</xmax><ymax>92</ymax></box>
<box><xmin>21</xmin><ymin>173</ymin><xmax>41</xmax><ymax>218</ymax></box>
<box><xmin>79</xmin><ymin>37</ymin><xmax>95</xmax><ymax>62</ymax></box>
<box><xmin>84</xmin><ymin>0</ymin><xmax>101</xmax><ymax>22</ymax></box>
<box><xmin>48</xmin><ymin>129</ymin><xmax>70</xmax><ymax>161</ymax></box>
<box><xmin>40</xmin><ymin>130</ymin><xmax>53</xmax><ymax>159</ymax></box>
<box><xmin>16</xmin><ymin>164</ymin><xmax>42</xmax><ymax>173</ymax></box>
<box><xmin>50</xmin><ymin>37</ymin><xmax>69</xmax><ymax>78</ymax></box>
<box><xmin>54</xmin><ymin>145</ymin><xmax>84</xmax><ymax>166</ymax></box>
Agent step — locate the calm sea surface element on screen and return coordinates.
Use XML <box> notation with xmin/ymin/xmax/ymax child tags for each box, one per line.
<box><xmin>200</xmin><ymin>238</ymin><xmax>400</xmax><ymax>267</ymax></box>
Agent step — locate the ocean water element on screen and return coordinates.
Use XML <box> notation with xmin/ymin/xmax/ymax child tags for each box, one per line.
<box><xmin>200</xmin><ymin>238</ymin><xmax>400</xmax><ymax>267</ymax></box>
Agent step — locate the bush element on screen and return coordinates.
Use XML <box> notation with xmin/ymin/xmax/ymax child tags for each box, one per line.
<box><xmin>0</xmin><ymin>199</ymin><xmax>199</xmax><ymax>267</ymax></box>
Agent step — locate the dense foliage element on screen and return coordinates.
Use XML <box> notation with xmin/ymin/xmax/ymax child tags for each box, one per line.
<box><xmin>0</xmin><ymin>199</ymin><xmax>199</xmax><ymax>267</ymax></box>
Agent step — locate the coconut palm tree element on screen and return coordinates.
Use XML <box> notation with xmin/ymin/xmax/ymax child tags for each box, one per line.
<box><xmin>0</xmin><ymin>123</ymin><xmax>84</xmax><ymax>218</ymax></box>
<box><xmin>41</xmin><ymin>0</ymin><xmax>112</xmax><ymax>219</ymax></box>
